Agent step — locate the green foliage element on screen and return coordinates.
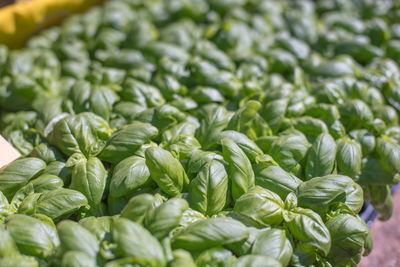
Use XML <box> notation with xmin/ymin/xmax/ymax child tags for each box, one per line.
<box><xmin>3</xmin><ymin>0</ymin><xmax>400</xmax><ymax>265</ymax></box>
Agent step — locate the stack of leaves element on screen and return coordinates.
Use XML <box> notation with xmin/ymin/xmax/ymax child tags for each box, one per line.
<box><xmin>1</xmin><ymin>0</ymin><xmax>400</xmax><ymax>266</ymax></box>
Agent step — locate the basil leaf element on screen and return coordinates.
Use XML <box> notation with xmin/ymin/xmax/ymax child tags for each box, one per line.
<box><xmin>109</xmin><ymin>156</ymin><xmax>151</xmax><ymax>198</ymax></box>
<box><xmin>144</xmin><ymin>198</ymin><xmax>188</xmax><ymax>239</ymax></box>
<box><xmin>112</xmin><ymin>218</ymin><xmax>166</xmax><ymax>266</ymax></box>
<box><xmin>6</xmin><ymin>214</ymin><xmax>59</xmax><ymax>259</ymax></box>
<box><xmin>0</xmin><ymin>158</ymin><xmax>46</xmax><ymax>200</ymax></box>
<box><xmin>145</xmin><ymin>147</ymin><xmax>189</xmax><ymax>196</ymax></box>
<box><xmin>99</xmin><ymin>122</ymin><xmax>158</xmax><ymax>163</ymax></box>
<box><xmin>305</xmin><ymin>133</ymin><xmax>337</xmax><ymax>180</ymax></box>
<box><xmin>58</xmin><ymin>220</ymin><xmax>99</xmax><ymax>257</ymax></box>
<box><xmin>189</xmin><ymin>160</ymin><xmax>228</xmax><ymax>216</ymax></box>
<box><xmin>251</xmin><ymin>228</ymin><xmax>293</xmax><ymax>266</ymax></box>
<box><xmin>284</xmin><ymin>207</ymin><xmax>331</xmax><ymax>256</ymax></box>
<box><xmin>222</xmin><ymin>138</ymin><xmax>255</xmax><ymax>200</ymax></box>
<box><xmin>36</xmin><ymin>188</ymin><xmax>88</xmax><ymax>220</ymax></box>
<box><xmin>234</xmin><ymin>186</ymin><xmax>285</xmax><ymax>227</ymax></box>
<box><xmin>171</xmin><ymin>217</ymin><xmax>249</xmax><ymax>251</ymax></box>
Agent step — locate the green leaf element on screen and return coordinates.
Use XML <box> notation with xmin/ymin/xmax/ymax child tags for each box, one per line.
<box><xmin>195</xmin><ymin>105</ymin><xmax>230</xmax><ymax>150</ymax></box>
<box><xmin>305</xmin><ymin>133</ymin><xmax>337</xmax><ymax>180</ymax></box>
<box><xmin>359</xmin><ymin>157</ymin><xmax>400</xmax><ymax>185</ymax></box>
<box><xmin>0</xmin><ymin>158</ymin><xmax>46</xmax><ymax>200</ymax></box>
<box><xmin>234</xmin><ymin>186</ymin><xmax>284</xmax><ymax>226</ymax></box>
<box><xmin>47</xmin><ymin>112</ymin><xmax>112</xmax><ymax>157</ymax></box>
<box><xmin>364</xmin><ymin>185</ymin><xmax>393</xmax><ymax>221</ymax></box>
<box><xmin>189</xmin><ymin>160</ymin><xmax>228</xmax><ymax>216</ymax></box>
<box><xmin>305</xmin><ymin>104</ymin><xmax>340</xmax><ymax>124</ymax></box>
<box><xmin>89</xmin><ymin>85</ymin><xmax>119</xmax><ymax>121</ymax></box>
<box><xmin>161</xmin><ymin>122</ymin><xmax>198</xmax><ymax>143</ymax></box>
<box><xmin>171</xmin><ymin>217</ymin><xmax>249</xmax><ymax>251</ymax></box>
<box><xmin>6</xmin><ymin>214</ymin><xmax>59</xmax><ymax>259</ymax></box>
<box><xmin>0</xmin><ymin>226</ymin><xmax>18</xmax><ymax>258</ymax></box>
<box><xmin>43</xmin><ymin>161</ymin><xmax>71</xmax><ymax>184</ymax></box>
<box><xmin>226</xmin><ymin>100</ymin><xmax>262</xmax><ymax>133</ymax></box>
<box><xmin>121</xmin><ymin>78</ymin><xmax>165</xmax><ymax>107</ymax></box>
<box><xmin>36</xmin><ymin>188</ymin><xmax>88</xmax><ymax>220</ymax></box>
<box><xmin>339</xmin><ymin>100</ymin><xmax>374</xmax><ymax>131</ymax></box>
<box><xmin>79</xmin><ymin>216</ymin><xmax>112</xmax><ymax>242</ymax></box>
<box><xmin>375</xmin><ymin>136</ymin><xmax>400</xmax><ymax>175</ymax></box>
<box><xmin>57</xmin><ymin>220</ymin><xmax>99</xmax><ymax>257</ymax></box>
<box><xmin>70</xmin><ymin>157</ymin><xmax>107</xmax><ymax>209</ymax></box>
<box><xmin>144</xmin><ymin>198</ymin><xmax>188</xmax><ymax>239</ymax></box>
<box><xmin>145</xmin><ymin>147</ymin><xmax>188</xmax><ymax>197</ymax></box>
<box><xmin>254</xmin><ymin>165</ymin><xmax>302</xmax><ymax>200</ymax></box>
<box><xmin>120</xmin><ymin>194</ymin><xmax>159</xmax><ymax>223</ymax></box>
<box><xmin>222</xmin><ymin>138</ymin><xmax>255</xmax><ymax>200</ymax></box>
<box><xmin>226</xmin><ymin>227</ymin><xmax>260</xmax><ymax>256</ymax></box>
<box><xmin>99</xmin><ymin>122</ymin><xmax>158</xmax><ymax>163</ymax></box>
<box><xmin>349</xmin><ymin>130</ymin><xmax>375</xmax><ymax>156</ymax></box>
<box><xmin>109</xmin><ymin>156</ymin><xmax>151</xmax><ymax>198</ymax></box>
<box><xmin>336</xmin><ymin>138</ymin><xmax>362</xmax><ymax>178</ymax></box>
<box><xmin>61</xmin><ymin>251</ymin><xmax>96</xmax><ymax>267</ymax></box>
<box><xmin>0</xmin><ymin>255</ymin><xmax>39</xmax><ymax>267</ymax></box>
<box><xmin>162</xmin><ymin>134</ymin><xmax>201</xmax><ymax>160</ymax></box>
<box><xmin>268</xmin><ymin>131</ymin><xmax>309</xmax><ymax>173</ymax></box>
<box><xmin>297</xmin><ymin>174</ymin><xmax>363</xmax><ymax>215</ymax></box>
<box><xmin>28</xmin><ymin>174</ymin><xmax>64</xmax><ymax>193</ymax></box>
<box><xmin>231</xmin><ymin>255</ymin><xmax>283</xmax><ymax>267</ymax></box>
<box><xmin>179</xmin><ymin>208</ymin><xmax>207</xmax><ymax>227</ymax></box>
<box><xmin>112</xmin><ymin>218</ymin><xmax>166</xmax><ymax>266</ymax></box>
<box><xmin>187</xmin><ymin>150</ymin><xmax>224</xmax><ymax>175</ymax></box>
<box><xmin>18</xmin><ymin>193</ymin><xmax>41</xmax><ymax>215</ymax></box>
<box><xmin>30</xmin><ymin>143</ymin><xmax>65</xmax><ymax>163</ymax></box>
<box><xmin>170</xmin><ymin>249</ymin><xmax>197</xmax><ymax>267</ymax></box>
<box><xmin>326</xmin><ymin>214</ymin><xmax>372</xmax><ymax>265</ymax></box>
<box><xmin>0</xmin><ymin>191</ymin><xmax>11</xmax><ymax>219</ymax></box>
<box><xmin>292</xmin><ymin>117</ymin><xmax>328</xmax><ymax>139</ymax></box>
<box><xmin>260</xmin><ymin>99</ymin><xmax>288</xmax><ymax>134</ymax></box>
<box><xmin>195</xmin><ymin>247</ymin><xmax>235</xmax><ymax>267</ymax></box>
<box><xmin>251</xmin><ymin>228</ymin><xmax>293</xmax><ymax>266</ymax></box>
<box><xmin>218</xmin><ymin>131</ymin><xmax>263</xmax><ymax>162</ymax></box>
<box><xmin>284</xmin><ymin>207</ymin><xmax>331</xmax><ymax>256</ymax></box>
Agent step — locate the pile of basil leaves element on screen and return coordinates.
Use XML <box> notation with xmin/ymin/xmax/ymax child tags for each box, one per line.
<box><xmin>0</xmin><ymin>0</ymin><xmax>399</xmax><ymax>266</ymax></box>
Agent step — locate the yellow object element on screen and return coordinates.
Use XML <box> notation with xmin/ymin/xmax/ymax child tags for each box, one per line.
<box><xmin>0</xmin><ymin>0</ymin><xmax>103</xmax><ymax>49</ymax></box>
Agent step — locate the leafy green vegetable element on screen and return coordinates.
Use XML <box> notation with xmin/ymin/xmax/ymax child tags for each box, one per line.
<box><xmin>326</xmin><ymin>214</ymin><xmax>372</xmax><ymax>265</ymax></box>
<box><xmin>222</xmin><ymin>138</ymin><xmax>255</xmax><ymax>200</ymax></box>
<box><xmin>234</xmin><ymin>186</ymin><xmax>285</xmax><ymax>226</ymax></box>
<box><xmin>143</xmin><ymin>198</ymin><xmax>188</xmax><ymax>239</ymax></box>
<box><xmin>70</xmin><ymin>156</ymin><xmax>107</xmax><ymax>210</ymax></box>
<box><xmin>232</xmin><ymin>255</ymin><xmax>283</xmax><ymax>267</ymax></box>
<box><xmin>57</xmin><ymin>220</ymin><xmax>99</xmax><ymax>257</ymax></box>
<box><xmin>99</xmin><ymin>122</ymin><xmax>158</xmax><ymax>163</ymax></box>
<box><xmin>305</xmin><ymin>133</ymin><xmax>337</xmax><ymax>180</ymax></box>
<box><xmin>336</xmin><ymin>137</ymin><xmax>362</xmax><ymax>178</ymax></box>
<box><xmin>251</xmin><ymin>228</ymin><xmax>293</xmax><ymax>266</ymax></box>
<box><xmin>0</xmin><ymin>158</ymin><xmax>46</xmax><ymax>200</ymax></box>
<box><xmin>171</xmin><ymin>217</ymin><xmax>249</xmax><ymax>251</ymax></box>
<box><xmin>6</xmin><ymin>214</ymin><xmax>59</xmax><ymax>259</ymax></box>
<box><xmin>296</xmin><ymin>175</ymin><xmax>364</xmax><ymax>215</ymax></box>
<box><xmin>35</xmin><ymin>188</ymin><xmax>88</xmax><ymax>220</ymax></box>
<box><xmin>47</xmin><ymin>113</ymin><xmax>112</xmax><ymax>157</ymax></box>
<box><xmin>189</xmin><ymin>160</ymin><xmax>228</xmax><ymax>216</ymax></box>
<box><xmin>112</xmin><ymin>218</ymin><xmax>166</xmax><ymax>266</ymax></box>
<box><xmin>195</xmin><ymin>247</ymin><xmax>236</xmax><ymax>267</ymax></box>
<box><xmin>2</xmin><ymin>0</ymin><xmax>400</xmax><ymax>265</ymax></box>
<box><xmin>284</xmin><ymin>207</ymin><xmax>331</xmax><ymax>256</ymax></box>
<box><xmin>109</xmin><ymin>156</ymin><xmax>151</xmax><ymax>198</ymax></box>
<box><xmin>145</xmin><ymin>147</ymin><xmax>188</xmax><ymax>196</ymax></box>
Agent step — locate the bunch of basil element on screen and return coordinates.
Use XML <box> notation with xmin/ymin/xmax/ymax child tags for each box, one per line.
<box><xmin>1</xmin><ymin>0</ymin><xmax>399</xmax><ymax>266</ymax></box>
